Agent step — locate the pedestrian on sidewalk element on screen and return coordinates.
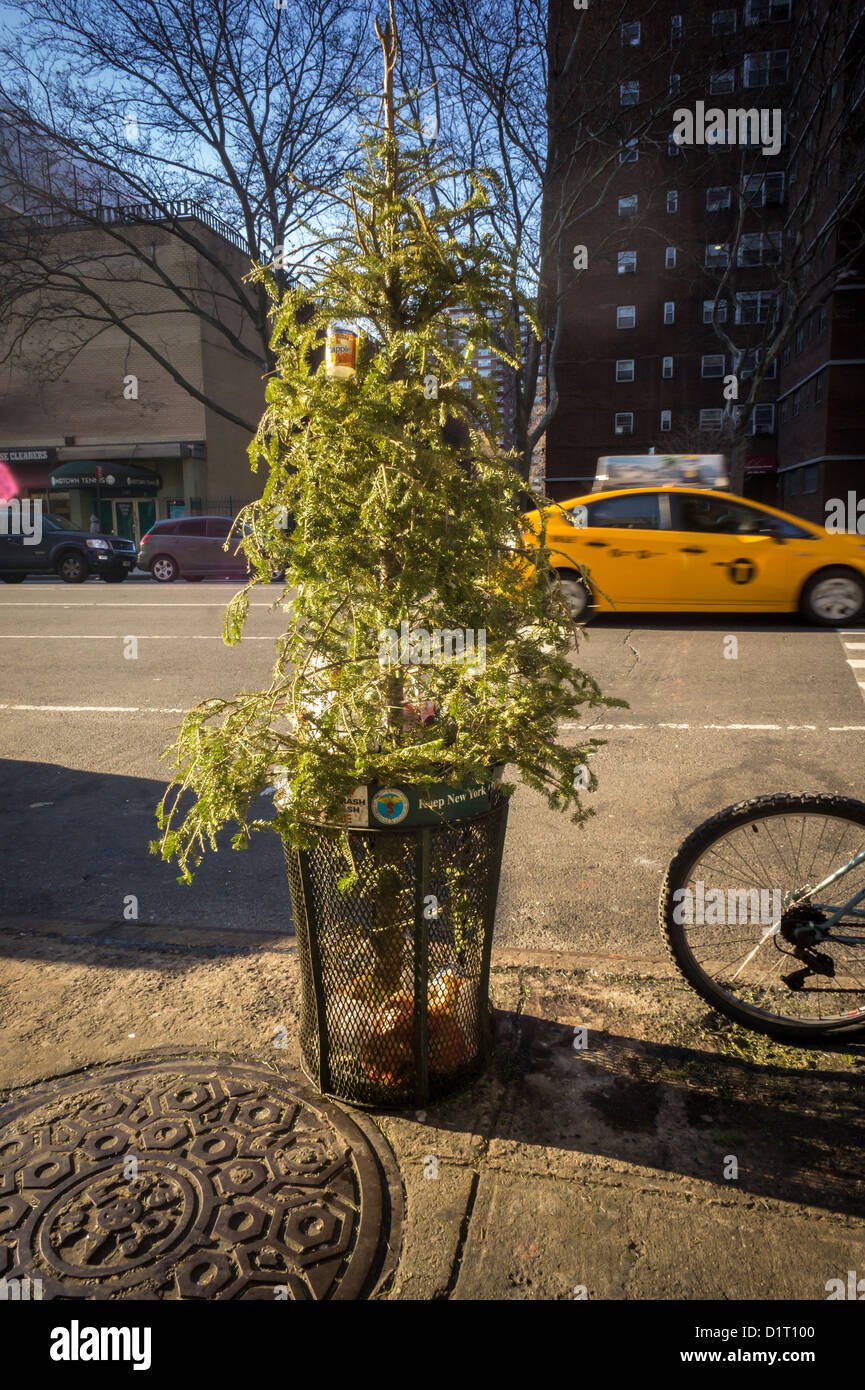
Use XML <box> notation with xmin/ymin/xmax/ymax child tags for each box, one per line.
<box><xmin>89</xmin><ymin>513</ymin><xmax>100</xmax><ymax>535</ymax></box>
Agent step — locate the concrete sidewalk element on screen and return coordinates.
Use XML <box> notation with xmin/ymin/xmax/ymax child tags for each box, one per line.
<box><xmin>1</xmin><ymin>915</ymin><xmax>863</xmax><ymax>1300</ymax></box>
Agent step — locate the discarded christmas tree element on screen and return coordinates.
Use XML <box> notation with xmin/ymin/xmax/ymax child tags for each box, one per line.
<box><xmin>156</xmin><ymin>7</ymin><xmax>621</xmax><ymax>1103</ymax></box>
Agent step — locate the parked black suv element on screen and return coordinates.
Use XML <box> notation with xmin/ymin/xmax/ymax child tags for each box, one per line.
<box><xmin>0</xmin><ymin>511</ymin><xmax>137</xmax><ymax>583</ymax></box>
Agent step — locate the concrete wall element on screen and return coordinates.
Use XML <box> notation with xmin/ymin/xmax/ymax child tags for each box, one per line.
<box><xmin>0</xmin><ymin>215</ymin><xmax>268</xmax><ymax>504</ymax></box>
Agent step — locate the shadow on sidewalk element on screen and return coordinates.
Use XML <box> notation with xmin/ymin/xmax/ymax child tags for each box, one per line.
<box><xmin>0</xmin><ymin>758</ymin><xmax>293</xmax><ymax>936</ymax></box>
<box><xmin>464</xmin><ymin>1006</ymin><xmax>865</xmax><ymax>1220</ymax></box>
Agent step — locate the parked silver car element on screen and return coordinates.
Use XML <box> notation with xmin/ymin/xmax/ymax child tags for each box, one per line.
<box><xmin>138</xmin><ymin>516</ymin><xmax>250</xmax><ymax>582</ymax></box>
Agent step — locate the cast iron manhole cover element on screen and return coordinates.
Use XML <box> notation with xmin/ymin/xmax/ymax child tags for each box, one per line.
<box><xmin>0</xmin><ymin>1057</ymin><xmax>397</xmax><ymax>1299</ymax></box>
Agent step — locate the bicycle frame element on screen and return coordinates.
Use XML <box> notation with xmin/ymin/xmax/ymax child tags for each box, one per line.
<box><xmin>793</xmin><ymin>844</ymin><xmax>865</xmax><ymax>943</ymax></box>
<box><xmin>731</xmin><ymin>841</ymin><xmax>865</xmax><ymax>982</ymax></box>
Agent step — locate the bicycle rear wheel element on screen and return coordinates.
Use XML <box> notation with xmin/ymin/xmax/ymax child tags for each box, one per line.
<box><xmin>659</xmin><ymin>794</ymin><xmax>865</xmax><ymax>1042</ymax></box>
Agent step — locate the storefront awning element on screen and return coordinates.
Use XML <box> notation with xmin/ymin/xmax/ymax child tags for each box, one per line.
<box><xmin>49</xmin><ymin>461</ymin><xmax>162</xmax><ymax>494</ymax></box>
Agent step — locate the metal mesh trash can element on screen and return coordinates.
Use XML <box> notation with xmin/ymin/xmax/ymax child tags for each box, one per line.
<box><xmin>284</xmin><ymin>794</ymin><xmax>509</xmax><ymax>1107</ymax></box>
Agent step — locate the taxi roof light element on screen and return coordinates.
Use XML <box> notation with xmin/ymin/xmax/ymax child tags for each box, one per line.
<box><xmin>594</xmin><ymin>454</ymin><xmax>727</xmax><ymax>492</ymax></box>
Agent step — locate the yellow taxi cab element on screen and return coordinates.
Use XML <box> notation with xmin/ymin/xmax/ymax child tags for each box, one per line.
<box><xmin>521</xmin><ymin>486</ymin><xmax>865</xmax><ymax>625</ymax></box>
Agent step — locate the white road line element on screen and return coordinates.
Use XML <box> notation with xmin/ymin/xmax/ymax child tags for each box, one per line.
<box><xmin>2</xmin><ymin>708</ymin><xmax>864</xmax><ymax>727</ymax></box>
<box><xmin>705</xmin><ymin>723</ymin><xmax>781</xmax><ymax>730</ymax></box>
<box><xmin>0</xmin><ymin>704</ymin><xmax>187</xmax><ymax>712</ymax></box>
<box><xmin>561</xmin><ymin>722</ymin><xmax>865</xmax><ymax>732</ymax></box>
<box><xmin>0</xmin><ymin>634</ymin><xmax>272</xmax><ymax>640</ymax></box>
<box><xmin>0</xmin><ymin>603</ymin><xmax>280</xmax><ymax>607</ymax></box>
<box><xmin>840</xmin><ymin>632</ymin><xmax>865</xmax><ymax>710</ymax></box>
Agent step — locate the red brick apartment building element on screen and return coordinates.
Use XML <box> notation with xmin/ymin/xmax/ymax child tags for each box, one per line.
<box><xmin>543</xmin><ymin>0</ymin><xmax>865</xmax><ymax>521</ymax></box>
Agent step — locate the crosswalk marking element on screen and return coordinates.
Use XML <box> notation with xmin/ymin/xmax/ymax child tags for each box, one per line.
<box><xmin>842</xmin><ymin>634</ymin><xmax>865</xmax><ymax>700</ymax></box>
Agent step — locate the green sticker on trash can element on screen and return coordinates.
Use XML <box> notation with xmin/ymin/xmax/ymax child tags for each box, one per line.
<box><xmin>337</xmin><ymin>772</ymin><xmax>504</xmax><ymax>829</ymax></box>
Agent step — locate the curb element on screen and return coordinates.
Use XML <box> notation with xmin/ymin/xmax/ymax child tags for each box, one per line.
<box><xmin>0</xmin><ymin>915</ymin><xmax>673</xmax><ymax>976</ymax></box>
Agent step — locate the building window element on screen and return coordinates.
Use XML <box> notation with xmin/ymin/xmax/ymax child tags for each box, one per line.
<box><xmin>713</xmin><ymin>9</ymin><xmax>737</xmax><ymax>35</ymax></box>
<box><xmin>663</xmin><ymin>301</ymin><xmax>675</xmax><ymax>324</ymax></box>
<box><xmin>618</xmin><ymin>194</ymin><xmax>638</xmax><ymax>216</ymax></box>
<box><xmin>667</xmin><ymin>134</ymin><xmax>680</xmax><ymax>156</ymax></box>
<box><xmin>702</xmin><ymin>354</ymin><xmax>725</xmax><ymax>377</ymax></box>
<box><xmin>780</xmin><ymin>398</ymin><xmax>788</xmax><ymax>423</ymax></box>
<box><xmin>819</xmin><ymin>306</ymin><xmax>828</xmax><ymax>333</ymax></box>
<box><xmin>737</xmin><ymin>231</ymin><xmax>782</xmax><ymax>267</ymax></box>
<box><xmin>614</xmin><ymin>412</ymin><xmax>634</xmax><ymax>435</ymax></box>
<box><xmin>706</xmin><ymin>186</ymin><xmax>731</xmax><ymax>211</ymax></box>
<box><xmin>662</xmin><ymin>356</ymin><xmax>674</xmax><ymax>378</ymax></box>
<box><xmin>705</xmin><ymin>242</ymin><xmax>730</xmax><ymax>267</ymax></box>
<box><xmin>618</xmin><ymin>250</ymin><xmax>637</xmax><ymax>274</ymax></box>
<box><xmin>742</xmin><ymin>171</ymin><xmax>785</xmax><ymax>205</ymax></box>
<box><xmin>616</xmin><ymin>358</ymin><xmax>635</xmax><ymax>382</ymax></box>
<box><xmin>735</xmin><ymin>290</ymin><xmax>773</xmax><ymax>324</ymax></box>
<box><xmin>621</xmin><ymin>21</ymin><xmax>641</xmax><ymax>45</ymax></box>
<box><xmin>782</xmin><ymin>344</ymin><xmax>791</xmax><ymax>366</ymax></box>
<box><xmin>700</xmin><ymin>408</ymin><xmax>723</xmax><ymax>430</ymax></box>
<box><xmin>815</xmin><ymin>373</ymin><xmax>824</xmax><ymax>404</ymax></box>
<box><xmin>745</xmin><ymin>0</ymin><xmax>792</xmax><ymax>23</ymax></box>
<box><xmin>619</xmin><ymin>138</ymin><xmax>639</xmax><ymax>163</ymax></box>
<box><xmin>665</xmin><ymin>246</ymin><xmax>677</xmax><ymax>269</ymax></box>
<box><xmin>620</xmin><ymin>81</ymin><xmax>639</xmax><ymax>105</ymax></box>
<box><xmin>740</xmin><ymin>348</ymin><xmax>774</xmax><ymax>379</ymax></box>
<box><xmin>802</xmin><ymin>463</ymin><xmax>819</xmax><ymax>493</ymax></box>
<box><xmin>710</xmin><ymin>70</ymin><xmax>736</xmax><ymax>95</ymax></box>
<box><xmin>669</xmin><ymin>74</ymin><xmax>681</xmax><ymax>95</ymax></box>
<box><xmin>744</xmin><ymin>50</ymin><xmax>789</xmax><ymax>87</ymax></box>
<box><xmin>660</xmin><ymin>409</ymin><xmax>672</xmax><ymax>432</ymax></box>
<box><xmin>792</xmin><ymin>389</ymin><xmax>800</xmax><ymax>416</ymax></box>
<box><xmin>795</xmin><ymin>327</ymin><xmax>804</xmax><ymax>353</ymax></box>
<box><xmin>666</xmin><ymin>190</ymin><xmax>678</xmax><ymax>213</ymax></box>
<box><xmin>617</xmin><ymin>304</ymin><xmax>636</xmax><ymax>328</ymax></box>
<box><xmin>703</xmin><ymin>298</ymin><xmax>728</xmax><ymax>324</ymax></box>
<box><xmin>671</xmin><ymin>15</ymin><xmax>683</xmax><ymax>40</ymax></box>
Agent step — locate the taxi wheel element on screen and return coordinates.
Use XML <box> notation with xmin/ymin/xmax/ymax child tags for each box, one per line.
<box><xmin>800</xmin><ymin>567</ymin><xmax>865</xmax><ymax>626</ymax></box>
<box><xmin>556</xmin><ymin>572</ymin><xmax>593</xmax><ymax>623</ymax></box>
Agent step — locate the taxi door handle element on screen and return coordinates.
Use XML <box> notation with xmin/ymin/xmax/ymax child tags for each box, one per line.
<box><xmin>585</xmin><ymin>540</ymin><xmax>607</xmax><ymax>548</ymax></box>
<box><xmin>680</xmin><ymin>546</ymin><xmax>706</xmax><ymax>553</ymax></box>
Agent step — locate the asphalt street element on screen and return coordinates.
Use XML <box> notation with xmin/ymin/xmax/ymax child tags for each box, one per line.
<box><xmin>1</xmin><ymin>576</ymin><xmax>864</xmax><ymax>953</ymax></box>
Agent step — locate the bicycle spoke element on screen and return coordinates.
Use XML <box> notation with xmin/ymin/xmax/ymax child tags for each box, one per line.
<box><xmin>671</xmin><ymin>805</ymin><xmax>865</xmax><ymax>1027</ymax></box>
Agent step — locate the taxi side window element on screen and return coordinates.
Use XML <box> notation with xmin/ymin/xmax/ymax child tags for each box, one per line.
<box><xmin>585</xmin><ymin>494</ymin><xmax>661</xmax><ymax>529</ymax></box>
<box><xmin>766</xmin><ymin>515</ymin><xmax>815</xmax><ymax>539</ymax></box>
<box><xmin>672</xmin><ymin>496</ymin><xmax>772</xmax><ymax>535</ymax></box>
